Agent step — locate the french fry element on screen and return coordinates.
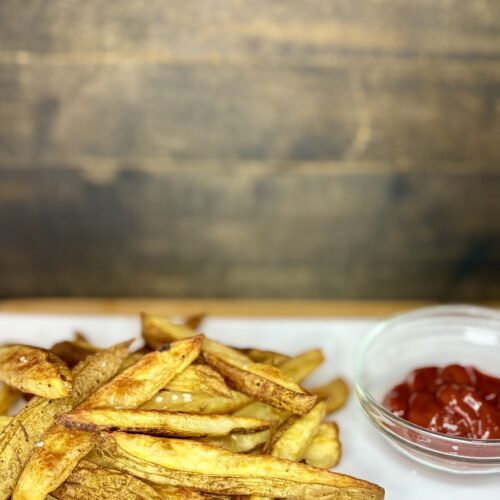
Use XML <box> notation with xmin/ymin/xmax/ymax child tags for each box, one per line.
<box><xmin>94</xmin><ymin>432</ymin><xmax>384</xmax><ymax>499</ymax></box>
<box><xmin>166</xmin><ymin>365</ymin><xmax>232</xmax><ymax>398</ymax></box>
<box><xmin>231</xmin><ymin>349</ymin><xmax>326</xmax><ymax>423</ymax></box>
<box><xmin>183</xmin><ymin>313</ymin><xmax>207</xmax><ymax>331</ymax></box>
<box><xmin>0</xmin><ymin>341</ymin><xmax>130</xmax><ymax>499</ymax></box>
<box><xmin>204</xmin><ymin>351</ymin><xmax>317</xmax><ymax>415</ymax></box>
<box><xmin>200</xmin><ymin>428</ymin><xmax>273</xmax><ymax>453</ymax></box>
<box><xmin>0</xmin><ymin>383</ymin><xmax>20</xmax><ymax>414</ymax></box>
<box><xmin>233</xmin><ymin>400</ymin><xmax>285</xmax><ymax>421</ymax></box>
<box><xmin>241</xmin><ymin>348</ymin><xmax>290</xmax><ymax>366</ymax></box>
<box><xmin>82</xmin><ymin>334</ymin><xmax>203</xmax><ymax>410</ymax></box>
<box><xmin>251</xmin><ymin>402</ymin><xmax>327</xmax><ymax>500</ymax></box>
<box><xmin>310</xmin><ymin>377</ymin><xmax>349</xmax><ymax>414</ymax></box>
<box><xmin>58</xmin><ymin>408</ymin><xmax>273</xmax><ymax>437</ymax></box>
<box><xmin>0</xmin><ymin>416</ymin><xmax>11</xmax><ymax>431</ymax></box>
<box><xmin>51</xmin><ymin>334</ymin><xmax>101</xmax><ymax>368</ymax></box>
<box><xmin>12</xmin><ymin>336</ymin><xmax>204</xmax><ymax>500</ymax></box>
<box><xmin>278</xmin><ymin>349</ymin><xmax>325</xmax><ymax>383</ymax></box>
<box><xmin>264</xmin><ymin>402</ymin><xmax>327</xmax><ymax>460</ymax></box>
<box><xmin>152</xmin><ymin>483</ymin><xmax>208</xmax><ymax>499</ymax></box>
<box><xmin>0</xmin><ymin>345</ymin><xmax>72</xmax><ymax>399</ymax></box>
<box><xmin>304</xmin><ymin>422</ymin><xmax>342</xmax><ymax>469</ymax></box>
<box><xmin>141</xmin><ymin>390</ymin><xmax>251</xmax><ymax>414</ymax></box>
<box><xmin>141</xmin><ymin>314</ymin><xmax>251</xmax><ymax>365</ymax></box>
<box><xmin>142</xmin><ymin>314</ymin><xmax>315</xmax><ymax>413</ymax></box>
<box><xmin>51</xmin><ymin>460</ymin><xmax>162</xmax><ymax>500</ymax></box>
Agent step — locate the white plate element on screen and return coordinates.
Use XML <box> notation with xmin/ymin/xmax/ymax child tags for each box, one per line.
<box><xmin>1</xmin><ymin>313</ymin><xmax>499</xmax><ymax>500</ymax></box>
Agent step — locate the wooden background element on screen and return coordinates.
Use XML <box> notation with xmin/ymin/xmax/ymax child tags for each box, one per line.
<box><xmin>1</xmin><ymin>0</ymin><xmax>500</xmax><ymax>300</ymax></box>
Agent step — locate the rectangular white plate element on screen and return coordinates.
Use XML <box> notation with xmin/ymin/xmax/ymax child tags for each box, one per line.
<box><xmin>1</xmin><ymin>313</ymin><xmax>499</xmax><ymax>499</ymax></box>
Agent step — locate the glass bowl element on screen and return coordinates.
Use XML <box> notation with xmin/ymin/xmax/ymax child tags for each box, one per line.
<box><xmin>354</xmin><ymin>305</ymin><xmax>500</xmax><ymax>474</ymax></box>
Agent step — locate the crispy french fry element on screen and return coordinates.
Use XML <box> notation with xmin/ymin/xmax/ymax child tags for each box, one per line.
<box><xmin>251</xmin><ymin>402</ymin><xmax>327</xmax><ymax>500</ymax></box>
<box><xmin>230</xmin><ymin>349</ymin><xmax>325</xmax><ymax>422</ymax></box>
<box><xmin>141</xmin><ymin>314</ymin><xmax>251</xmax><ymax>365</ymax></box>
<box><xmin>304</xmin><ymin>422</ymin><xmax>342</xmax><ymax>469</ymax></box>
<box><xmin>0</xmin><ymin>416</ymin><xmax>11</xmax><ymax>431</ymax></box>
<box><xmin>51</xmin><ymin>334</ymin><xmax>100</xmax><ymax>368</ymax></box>
<box><xmin>200</xmin><ymin>428</ymin><xmax>273</xmax><ymax>453</ymax></box>
<box><xmin>141</xmin><ymin>314</ymin><xmax>200</xmax><ymax>348</ymax></box>
<box><xmin>51</xmin><ymin>341</ymin><xmax>93</xmax><ymax>368</ymax></box>
<box><xmin>0</xmin><ymin>345</ymin><xmax>72</xmax><ymax>399</ymax></box>
<box><xmin>183</xmin><ymin>313</ymin><xmax>207</xmax><ymax>331</ymax></box>
<box><xmin>152</xmin><ymin>483</ymin><xmax>208</xmax><ymax>499</ymax></box>
<box><xmin>0</xmin><ymin>383</ymin><xmax>20</xmax><ymax>414</ymax></box>
<box><xmin>82</xmin><ymin>334</ymin><xmax>203</xmax><ymax>410</ymax></box>
<box><xmin>58</xmin><ymin>408</ymin><xmax>272</xmax><ymax>437</ymax></box>
<box><xmin>141</xmin><ymin>390</ymin><xmax>251</xmax><ymax>414</ymax></box>
<box><xmin>278</xmin><ymin>349</ymin><xmax>325</xmax><ymax>383</ymax></box>
<box><xmin>142</xmin><ymin>314</ymin><xmax>315</xmax><ymax>413</ymax></box>
<box><xmin>241</xmin><ymin>349</ymin><xmax>290</xmax><ymax>366</ymax></box>
<box><xmin>51</xmin><ymin>460</ymin><xmax>162</xmax><ymax>500</ymax></box>
<box><xmin>12</xmin><ymin>336</ymin><xmax>204</xmax><ymax>500</ymax></box>
<box><xmin>0</xmin><ymin>342</ymin><xmax>130</xmax><ymax>499</ymax></box>
<box><xmin>233</xmin><ymin>400</ymin><xmax>284</xmax><ymax>421</ymax></box>
<box><xmin>204</xmin><ymin>352</ymin><xmax>317</xmax><ymax>415</ymax></box>
<box><xmin>166</xmin><ymin>365</ymin><xmax>232</xmax><ymax>398</ymax></box>
<box><xmin>94</xmin><ymin>432</ymin><xmax>384</xmax><ymax>499</ymax></box>
<box><xmin>310</xmin><ymin>378</ymin><xmax>349</xmax><ymax>414</ymax></box>
<box><xmin>264</xmin><ymin>402</ymin><xmax>327</xmax><ymax>460</ymax></box>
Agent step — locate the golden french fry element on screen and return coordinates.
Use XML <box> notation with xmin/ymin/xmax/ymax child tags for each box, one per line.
<box><xmin>204</xmin><ymin>352</ymin><xmax>317</xmax><ymax>415</ymax></box>
<box><xmin>81</xmin><ymin>334</ymin><xmax>204</xmax><ymax>410</ymax></box>
<box><xmin>141</xmin><ymin>390</ymin><xmax>251</xmax><ymax>414</ymax></box>
<box><xmin>264</xmin><ymin>402</ymin><xmax>327</xmax><ymax>460</ymax></box>
<box><xmin>58</xmin><ymin>408</ymin><xmax>272</xmax><ymax>437</ymax></box>
<box><xmin>250</xmin><ymin>402</ymin><xmax>327</xmax><ymax>500</ymax></box>
<box><xmin>51</xmin><ymin>460</ymin><xmax>162</xmax><ymax>500</ymax></box>
<box><xmin>13</xmin><ymin>336</ymin><xmax>204</xmax><ymax>500</ymax></box>
<box><xmin>141</xmin><ymin>313</ymin><xmax>200</xmax><ymax>348</ymax></box>
<box><xmin>310</xmin><ymin>378</ymin><xmax>349</xmax><ymax>414</ymax></box>
<box><xmin>183</xmin><ymin>313</ymin><xmax>207</xmax><ymax>331</ymax></box>
<box><xmin>231</xmin><ymin>349</ymin><xmax>325</xmax><ymax>422</ymax></box>
<box><xmin>51</xmin><ymin>341</ymin><xmax>93</xmax><ymax>368</ymax></box>
<box><xmin>233</xmin><ymin>400</ymin><xmax>285</xmax><ymax>421</ymax></box>
<box><xmin>152</xmin><ymin>483</ymin><xmax>208</xmax><ymax>499</ymax></box>
<box><xmin>200</xmin><ymin>428</ymin><xmax>273</xmax><ymax>453</ymax></box>
<box><xmin>0</xmin><ymin>345</ymin><xmax>72</xmax><ymax>399</ymax></box>
<box><xmin>141</xmin><ymin>314</ymin><xmax>251</xmax><ymax>365</ymax></box>
<box><xmin>142</xmin><ymin>314</ymin><xmax>315</xmax><ymax>414</ymax></box>
<box><xmin>0</xmin><ymin>383</ymin><xmax>20</xmax><ymax>414</ymax></box>
<box><xmin>166</xmin><ymin>365</ymin><xmax>232</xmax><ymax>398</ymax></box>
<box><xmin>94</xmin><ymin>432</ymin><xmax>384</xmax><ymax>499</ymax></box>
<box><xmin>278</xmin><ymin>349</ymin><xmax>325</xmax><ymax>383</ymax></box>
<box><xmin>304</xmin><ymin>422</ymin><xmax>342</xmax><ymax>469</ymax></box>
<box><xmin>241</xmin><ymin>349</ymin><xmax>290</xmax><ymax>366</ymax></box>
<box><xmin>50</xmin><ymin>333</ymin><xmax>101</xmax><ymax>369</ymax></box>
<box><xmin>0</xmin><ymin>342</ymin><xmax>130</xmax><ymax>500</ymax></box>
<box><xmin>0</xmin><ymin>416</ymin><xmax>11</xmax><ymax>430</ymax></box>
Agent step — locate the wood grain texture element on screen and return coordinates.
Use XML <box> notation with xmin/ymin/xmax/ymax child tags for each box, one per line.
<box><xmin>0</xmin><ymin>0</ymin><xmax>500</xmax><ymax>299</ymax></box>
<box><xmin>1</xmin><ymin>165</ymin><xmax>499</xmax><ymax>299</ymax></box>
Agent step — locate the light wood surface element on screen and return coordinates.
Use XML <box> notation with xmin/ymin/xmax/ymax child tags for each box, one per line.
<box><xmin>0</xmin><ymin>299</ymin><xmax>498</xmax><ymax>318</ymax></box>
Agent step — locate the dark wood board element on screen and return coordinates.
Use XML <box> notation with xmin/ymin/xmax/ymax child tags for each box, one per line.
<box><xmin>1</xmin><ymin>0</ymin><xmax>500</xmax><ymax>298</ymax></box>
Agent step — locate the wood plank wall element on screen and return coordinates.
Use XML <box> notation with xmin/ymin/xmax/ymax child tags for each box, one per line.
<box><xmin>1</xmin><ymin>1</ymin><xmax>500</xmax><ymax>299</ymax></box>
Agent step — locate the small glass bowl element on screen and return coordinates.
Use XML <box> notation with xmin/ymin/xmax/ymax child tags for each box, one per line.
<box><xmin>354</xmin><ymin>305</ymin><xmax>500</xmax><ymax>474</ymax></box>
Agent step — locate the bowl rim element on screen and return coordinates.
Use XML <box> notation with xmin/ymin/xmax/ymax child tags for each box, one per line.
<box><xmin>354</xmin><ymin>304</ymin><xmax>500</xmax><ymax>447</ymax></box>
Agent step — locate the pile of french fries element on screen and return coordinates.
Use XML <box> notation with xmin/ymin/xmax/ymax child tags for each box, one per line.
<box><xmin>0</xmin><ymin>313</ymin><xmax>384</xmax><ymax>499</ymax></box>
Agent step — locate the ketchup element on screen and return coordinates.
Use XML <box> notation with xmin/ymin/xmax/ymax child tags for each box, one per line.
<box><xmin>383</xmin><ymin>365</ymin><xmax>500</xmax><ymax>439</ymax></box>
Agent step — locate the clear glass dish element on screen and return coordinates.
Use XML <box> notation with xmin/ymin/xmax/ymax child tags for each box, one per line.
<box><xmin>354</xmin><ymin>305</ymin><xmax>500</xmax><ymax>474</ymax></box>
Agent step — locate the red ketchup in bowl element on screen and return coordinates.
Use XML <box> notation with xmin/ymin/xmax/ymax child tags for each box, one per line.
<box><xmin>383</xmin><ymin>365</ymin><xmax>500</xmax><ymax>439</ymax></box>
